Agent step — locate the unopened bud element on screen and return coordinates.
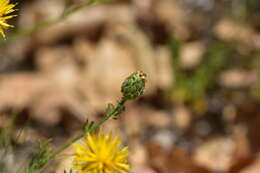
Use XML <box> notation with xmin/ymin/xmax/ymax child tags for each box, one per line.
<box><xmin>121</xmin><ymin>71</ymin><xmax>146</xmax><ymax>100</ymax></box>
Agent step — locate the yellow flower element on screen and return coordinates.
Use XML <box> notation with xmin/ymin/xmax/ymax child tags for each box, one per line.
<box><xmin>72</xmin><ymin>130</ymin><xmax>130</xmax><ymax>173</ymax></box>
<box><xmin>0</xmin><ymin>0</ymin><xmax>17</xmax><ymax>38</ymax></box>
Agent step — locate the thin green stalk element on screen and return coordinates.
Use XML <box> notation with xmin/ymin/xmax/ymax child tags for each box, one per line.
<box><xmin>26</xmin><ymin>97</ymin><xmax>126</xmax><ymax>173</ymax></box>
<box><xmin>1</xmin><ymin>0</ymin><xmax>104</xmax><ymax>43</ymax></box>
<box><xmin>46</xmin><ymin>97</ymin><xmax>125</xmax><ymax>161</ymax></box>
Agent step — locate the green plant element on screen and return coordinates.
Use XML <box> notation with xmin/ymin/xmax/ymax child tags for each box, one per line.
<box><xmin>25</xmin><ymin>71</ymin><xmax>146</xmax><ymax>173</ymax></box>
<box><xmin>169</xmin><ymin>37</ymin><xmax>232</xmax><ymax>113</ymax></box>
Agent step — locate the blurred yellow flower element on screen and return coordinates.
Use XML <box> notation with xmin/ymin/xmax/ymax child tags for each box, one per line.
<box><xmin>0</xmin><ymin>0</ymin><xmax>17</xmax><ymax>38</ymax></box>
<box><xmin>73</xmin><ymin>130</ymin><xmax>130</xmax><ymax>173</ymax></box>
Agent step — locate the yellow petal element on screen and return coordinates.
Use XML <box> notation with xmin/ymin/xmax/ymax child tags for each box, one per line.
<box><xmin>0</xmin><ymin>28</ymin><xmax>5</xmax><ymax>38</ymax></box>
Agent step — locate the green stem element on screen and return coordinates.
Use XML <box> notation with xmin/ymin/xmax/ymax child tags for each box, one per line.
<box><xmin>1</xmin><ymin>0</ymin><xmax>103</xmax><ymax>43</ymax></box>
<box><xmin>42</xmin><ymin>97</ymin><xmax>126</xmax><ymax>170</ymax></box>
<box><xmin>61</xmin><ymin>0</ymin><xmax>99</xmax><ymax>19</ymax></box>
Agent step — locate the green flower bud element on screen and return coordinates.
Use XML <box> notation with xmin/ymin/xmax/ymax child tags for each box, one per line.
<box><xmin>121</xmin><ymin>71</ymin><xmax>146</xmax><ymax>100</ymax></box>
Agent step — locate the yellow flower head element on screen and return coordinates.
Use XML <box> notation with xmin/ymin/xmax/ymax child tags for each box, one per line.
<box><xmin>0</xmin><ymin>0</ymin><xmax>17</xmax><ymax>38</ymax></box>
<box><xmin>73</xmin><ymin>130</ymin><xmax>130</xmax><ymax>173</ymax></box>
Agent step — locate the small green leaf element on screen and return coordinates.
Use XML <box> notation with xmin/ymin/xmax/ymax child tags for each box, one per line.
<box><xmin>106</xmin><ymin>103</ymin><xmax>115</xmax><ymax>115</ymax></box>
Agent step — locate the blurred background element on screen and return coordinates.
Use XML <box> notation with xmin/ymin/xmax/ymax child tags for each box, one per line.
<box><xmin>1</xmin><ymin>0</ymin><xmax>260</xmax><ymax>172</ymax></box>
